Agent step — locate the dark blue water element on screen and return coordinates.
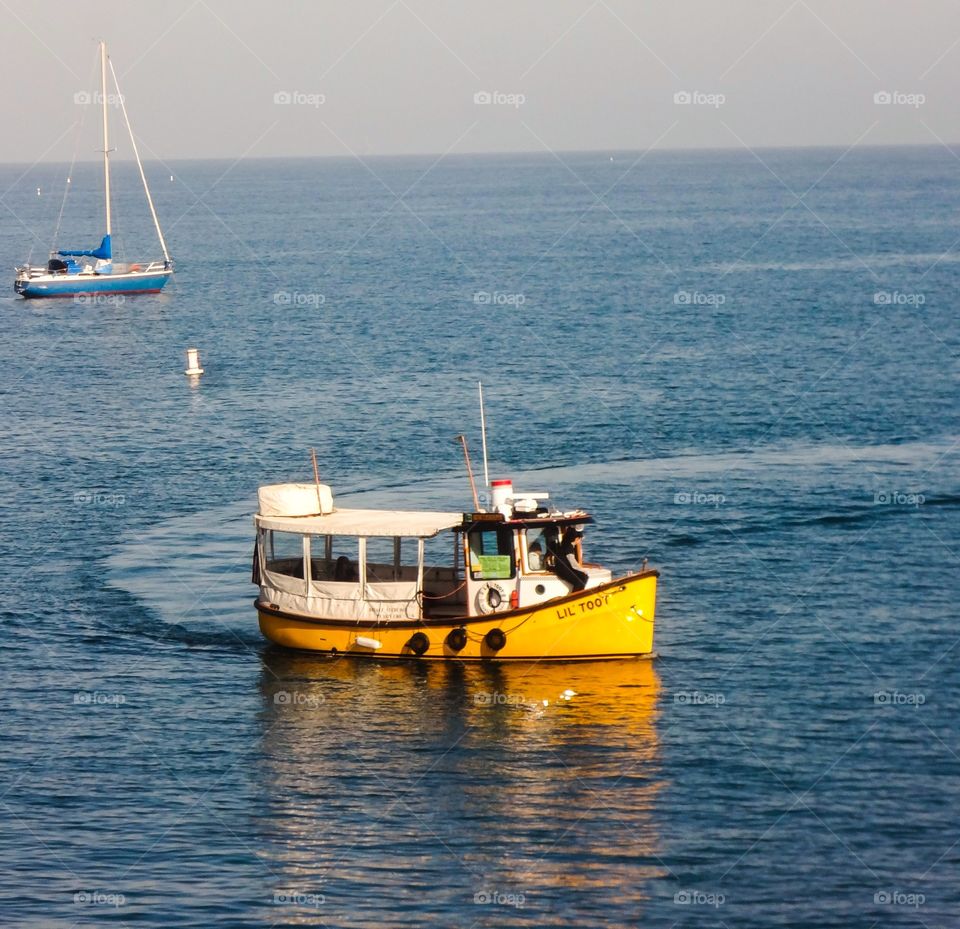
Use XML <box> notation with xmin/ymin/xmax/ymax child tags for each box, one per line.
<box><xmin>1</xmin><ymin>147</ymin><xmax>958</xmax><ymax>927</ymax></box>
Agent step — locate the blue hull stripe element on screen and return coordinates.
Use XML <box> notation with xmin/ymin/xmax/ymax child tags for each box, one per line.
<box><xmin>16</xmin><ymin>272</ymin><xmax>172</xmax><ymax>298</ymax></box>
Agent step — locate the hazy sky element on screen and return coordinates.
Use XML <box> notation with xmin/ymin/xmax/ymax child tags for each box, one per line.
<box><xmin>1</xmin><ymin>0</ymin><xmax>958</xmax><ymax>163</ymax></box>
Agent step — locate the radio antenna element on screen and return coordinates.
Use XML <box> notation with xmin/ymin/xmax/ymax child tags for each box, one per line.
<box><xmin>478</xmin><ymin>381</ymin><xmax>490</xmax><ymax>489</ymax></box>
<box><xmin>455</xmin><ymin>434</ymin><xmax>480</xmax><ymax>510</ymax></box>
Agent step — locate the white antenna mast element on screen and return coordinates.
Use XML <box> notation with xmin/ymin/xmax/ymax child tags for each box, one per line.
<box><xmin>478</xmin><ymin>381</ymin><xmax>490</xmax><ymax>489</ymax></box>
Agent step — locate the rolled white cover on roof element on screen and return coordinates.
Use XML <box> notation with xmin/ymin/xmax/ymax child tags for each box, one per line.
<box><xmin>258</xmin><ymin>482</ymin><xmax>334</xmax><ymax>517</ymax></box>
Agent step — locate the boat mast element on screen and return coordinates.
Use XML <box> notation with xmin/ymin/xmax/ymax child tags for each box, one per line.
<box><xmin>100</xmin><ymin>41</ymin><xmax>112</xmax><ymax>239</ymax></box>
<box><xmin>455</xmin><ymin>434</ymin><xmax>481</xmax><ymax>510</ymax></box>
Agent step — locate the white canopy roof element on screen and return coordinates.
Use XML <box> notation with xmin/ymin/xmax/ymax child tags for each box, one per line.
<box><xmin>255</xmin><ymin>508</ymin><xmax>463</xmax><ymax>538</ymax></box>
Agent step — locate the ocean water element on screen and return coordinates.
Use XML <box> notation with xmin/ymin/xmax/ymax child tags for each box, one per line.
<box><xmin>1</xmin><ymin>147</ymin><xmax>958</xmax><ymax>927</ymax></box>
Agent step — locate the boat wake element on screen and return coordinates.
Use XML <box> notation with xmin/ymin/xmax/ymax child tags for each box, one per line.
<box><xmin>517</xmin><ymin>437</ymin><xmax>957</xmax><ymax>486</ymax></box>
<box><xmin>106</xmin><ymin>436</ymin><xmax>955</xmax><ymax>636</ymax></box>
<box><xmin>707</xmin><ymin>251</ymin><xmax>960</xmax><ymax>274</ymax></box>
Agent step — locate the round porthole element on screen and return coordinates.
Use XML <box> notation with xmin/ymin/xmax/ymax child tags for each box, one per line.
<box><xmin>535</xmin><ymin>584</ymin><xmax>545</xmax><ymax>595</ymax></box>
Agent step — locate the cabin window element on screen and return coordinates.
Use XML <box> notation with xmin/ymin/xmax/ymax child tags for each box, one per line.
<box><xmin>467</xmin><ymin>526</ymin><xmax>515</xmax><ymax>580</ymax></box>
<box><xmin>264</xmin><ymin>530</ymin><xmax>305</xmax><ymax>579</ymax></box>
<box><xmin>307</xmin><ymin>535</ymin><xmax>358</xmax><ymax>582</ymax></box>
<box><xmin>524</xmin><ymin>528</ymin><xmax>554</xmax><ymax>573</ymax></box>
<box><xmin>364</xmin><ymin>537</ymin><xmax>407</xmax><ymax>582</ymax></box>
<box><xmin>424</xmin><ymin>532</ymin><xmax>460</xmax><ymax>580</ymax></box>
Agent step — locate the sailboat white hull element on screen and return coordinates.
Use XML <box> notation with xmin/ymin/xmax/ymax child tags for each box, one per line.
<box><xmin>15</xmin><ymin>266</ymin><xmax>172</xmax><ymax>298</ymax></box>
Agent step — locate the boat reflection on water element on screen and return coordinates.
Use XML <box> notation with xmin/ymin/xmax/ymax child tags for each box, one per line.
<box><xmin>256</xmin><ymin>651</ymin><xmax>666</xmax><ymax>925</ymax></box>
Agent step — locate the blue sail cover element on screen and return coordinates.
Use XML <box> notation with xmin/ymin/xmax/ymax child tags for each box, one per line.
<box><xmin>58</xmin><ymin>234</ymin><xmax>112</xmax><ymax>260</ymax></box>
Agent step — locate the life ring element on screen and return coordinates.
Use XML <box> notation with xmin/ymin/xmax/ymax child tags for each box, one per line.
<box><xmin>407</xmin><ymin>631</ymin><xmax>430</xmax><ymax>656</ymax></box>
<box><xmin>446</xmin><ymin>627</ymin><xmax>468</xmax><ymax>652</ymax></box>
<box><xmin>476</xmin><ymin>582</ymin><xmax>506</xmax><ymax>614</ymax></box>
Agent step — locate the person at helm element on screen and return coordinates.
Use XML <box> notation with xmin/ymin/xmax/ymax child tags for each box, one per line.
<box><xmin>548</xmin><ymin>527</ymin><xmax>588</xmax><ymax>591</ymax></box>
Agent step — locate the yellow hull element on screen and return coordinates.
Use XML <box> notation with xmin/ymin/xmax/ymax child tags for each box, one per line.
<box><xmin>257</xmin><ymin>571</ymin><xmax>658</xmax><ymax>661</ymax></box>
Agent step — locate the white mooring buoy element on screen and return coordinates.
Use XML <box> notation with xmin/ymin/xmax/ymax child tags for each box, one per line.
<box><xmin>184</xmin><ymin>347</ymin><xmax>204</xmax><ymax>376</ymax></box>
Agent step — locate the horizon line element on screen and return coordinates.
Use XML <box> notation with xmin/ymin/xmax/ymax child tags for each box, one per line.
<box><xmin>1</xmin><ymin>140</ymin><xmax>956</xmax><ymax>168</ymax></box>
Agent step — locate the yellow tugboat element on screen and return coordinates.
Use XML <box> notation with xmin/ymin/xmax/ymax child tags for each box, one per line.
<box><xmin>253</xmin><ymin>473</ymin><xmax>659</xmax><ymax>661</ymax></box>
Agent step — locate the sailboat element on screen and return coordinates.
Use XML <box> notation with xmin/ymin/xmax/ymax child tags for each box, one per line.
<box><xmin>15</xmin><ymin>42</ymin><xmax>173</xmax><ymax>298</ymax></box>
